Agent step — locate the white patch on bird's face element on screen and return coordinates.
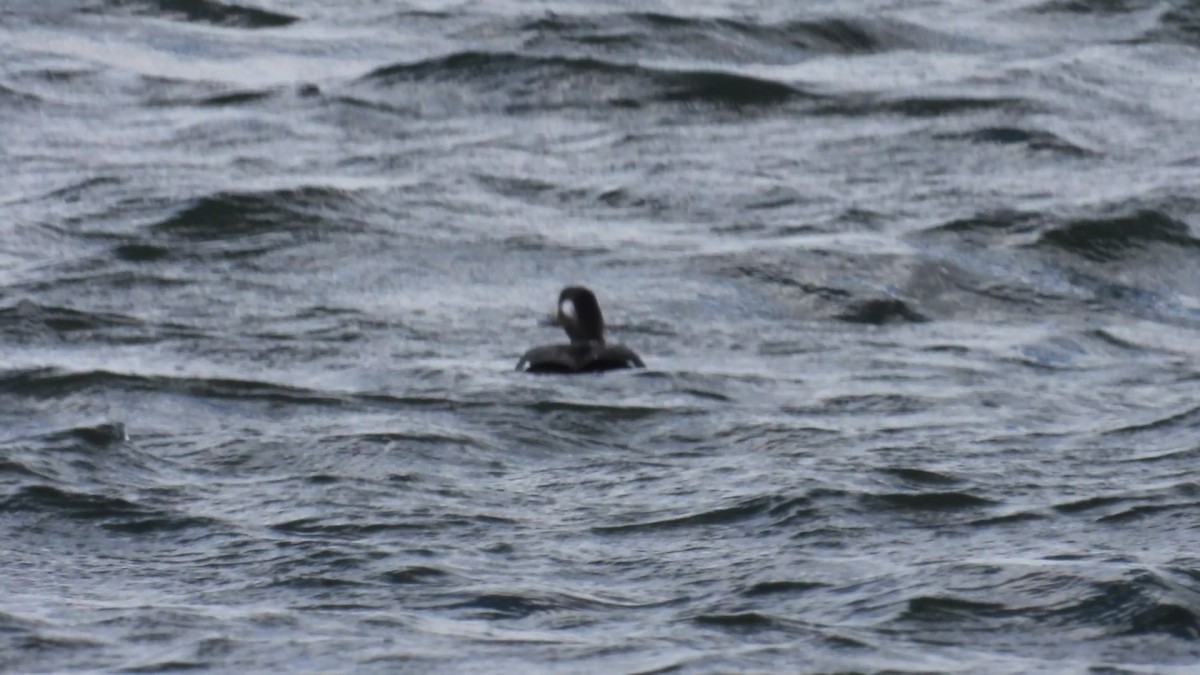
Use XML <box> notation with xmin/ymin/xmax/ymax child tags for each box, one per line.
<box><xmin>559</xmin><ymin>299</ymin><xmax>577</xmax><ymax>322</ymax></box>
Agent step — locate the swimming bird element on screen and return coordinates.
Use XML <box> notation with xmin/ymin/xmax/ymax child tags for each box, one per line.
<box><xmin>516</xmin><ymin>286</ymin><xmax>645</xmax><ymax>373</ymax></box>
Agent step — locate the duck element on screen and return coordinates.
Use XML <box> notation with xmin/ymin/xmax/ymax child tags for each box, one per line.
<box><xmin>516</xmin><ymin>286</ymin><xmax>645</xmax><ymax>373</ymax></box>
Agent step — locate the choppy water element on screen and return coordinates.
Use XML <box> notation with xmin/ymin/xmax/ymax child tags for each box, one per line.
<box><xmin>3</xmin><ymin>0</ymin><xmax>1200</xmax><ymax>672</ymax></box>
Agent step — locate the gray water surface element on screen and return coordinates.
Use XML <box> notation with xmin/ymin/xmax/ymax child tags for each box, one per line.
<box><xmin>3</xmin><ymin>0</ymin><xmax>1200</xmax><ymax>672</ymax></box>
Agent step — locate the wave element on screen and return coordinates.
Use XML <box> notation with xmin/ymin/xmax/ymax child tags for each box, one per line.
<box><xmin>162</xmin><ymin>83</ymin><xmax>318</xmax><ymax>108</ymax></box>
<box><xmin>112</xmin><ymin>242</ymin><xmax>172</xmax><ymax>262</ymax></box>
<box><xmin>592</xmin><ymin>495</ymin><xmax>813</xmax><ymax>534</ymax></box>
<box><xmin>888</xmin><ymin>567</ymin><xmax>1200</xmax><ymax>648</ymax></box>
<box><xmin>103</xmin><ymin>185</ymin><xmax>373</xmax><ymax>264</ymax></box>
<box><xmin>1052</xmin><ymin>489</ymin><xmax>1200</xmax><ymax>524</ymax></box>
<box><xmin>864</xmin><ymin>491</ymin><xmax>996</xmax><ymax>511</ymax></box>
<box><xmin>0</xmin><ymin>297</ymin><xmax>210</xmax><ymax>346</ymax></box>
<box><xmin>877</xmin><ymin>467</ymin><xmax>963</xmax><ymax>486</ymax></box>
<box><xmin>37</xmin><ymin>175</ymin><xmax>124</xmax><ymax>203</ymax></box>
<box><xmin>47</xmin><ymin>422</ymin><xmax>128</xmax><ymax>447</ymax></box>
<box><xmin>0</xmin><ymin>457</ymin><xmax>45</xmax><ymax>480</ymax></box>
<box><xmin>933</xmin><ymin>126</ymin><xmax>1095</xmax><ymax>157</ymax></box>
<box><xmin>525</xmin><ymin>399</ymin><xmax>678</xmax><ymax>419</ymax></box>
<box><xmin>197</xmin><ymin>88</ymin><xmax>277</xmax><ymax>107</ymax></box>
<box><xmin>1034</xmin><ymin>209</ymin><xmax>1200</xmax><ymax>262</ymax></box>
<box><xmin>353</xmin><ymin>49</ymin><xmax>1039</xmax><ymax>121</ymax></box>
<box><xmin>819</xmin><ymin>394</ymin><xmax>932</xmax><ymax>415</ymax></box>
<box><xmin>741</xmin><ymin>580</ymin><xmax>827</xmax><ymax>597</ymax></box>
<box><xmin>1102</xmin><ymin>404</ymin><xmax>1200</xmax><ymax>436</ymax></box>
<box><xmin>1033</xmin><ymin>0</ymin><xmax>1154</xmax><ymax>14</ymax></box>
<box><xmin>148</xmin><ymin>186</ymin><xmax>355</xmax><ymax>242</ymax></box>
<box><xmin>1045</xmin><ymin>573</ymin><xmax>1200</xmax><ymax>640</ymax></box>
<box><xmin>656</xmin><ymin>69</ymin><xmax>802</xmax><ymax>106</ymax></box>
<box><xmin>1156</xmin><ymin>3</ymin><xmax>1200</xmax><ymax>47</ymax></box>
<box><xmin>901</xmin><ymin>595</ymin><xmax>1011</xmax><ymax>623</ymax></box>
<box><xmin>95</xmin><ymin>0</ymin><xmax>298</xmax><ymax>29</ymax></box>
<box><xmin>1054</xmin><ymin>494</ymin><xmax>1129</xmax><ymax>514</ymax></box>
<box><xmin>966</xmin><ymin>511</ymin><xmax>1048</xmax><ymax>526</ymax></box>
<box><xmin>906</xmin><ymin>202</ymin><xmax>1200</xmax><ymax>322</ymax></box>
<box><xmin>446</xmin><ymin>593</ymin><xmax>558</xmax><ymax>620</ymax></box>
<box><xmin>725</xmin><ymin>262</ymin><xmax>851</xmax><ymax>299</ymax></box>
<box><xmin>1096</xmin><ymin>502</ymin><xmax>1200</xmax><ymax>524</ymax></box>
<box><xmin>357</xmin><ymin>50</ymin><xmax>818</xmax><ymax>112</ymax></box>
<box><xmin>0</xmin><ymin>423</ymin><xmax>135</xmax><ymax>487</ymax></box>
<box><xmin>817</xmin><ymin>94</ymin><xmax>1035</xmax><ymax>118</ymax></box>
<box><xmin>721</xmin><ymin>255</ymin><xmax>939</xmax><ymax>323</ymax></box>
<box><xmin>923</xmin><ymin>209</ymin><xmax>1042</xmax><ymax>238</ymax></box>
<box><xmin>1125</xmin><ymin>603</ymin><xmax>1200</xmax><ymax>639</ymax></box>
<box><xmin>0</xmin><ymin>60</ymin><xmax>279</xmax><ymax>110</ymax></box>
<box><xmin>330</xmin><ymin>430</ymin><xmax>491</xmax><ymax>448</ymax></box>
<box><xmin>272</xmin><ymin>517</ymin><xmax>428</xmax><ymax>536</ymax></box>
<box><xmin>442</xmin><ymin>589</ymin><xmax>652</xmax><ymax>620</ymax></box>
<box><xmin>0</xmin><ymin>485</ymin><xmax>213</xmax><ymax>533</ymax></box>
<box><xmin>837</xmin><ymin>298</ymin><xmax>928</xmax><ymax>324</ymax></box>
<box><xmin>1033</xmin><ymin>0</ymin><xmax>1199</xmax><ymax>48</ymax></box>
<box><xmin>692</xmin><ymin>611</ymin><xmax>788</xmax><ymax>630</ymax></box>
<box><xmin>0</xmin><ymin>367</ymin><xmax>350</xmax><ymax>408</ymax></box>
<box><xmin>0</xmin><ymin>82</ymin><xmax>43</xmax><ymax>108</ymax></box>
<box><xmin>380</xmin><ymin>566</ymin><xmax>451</xmax><ymax>585</ymax></box>
<box><xmin>521</xmin><ymin>12</ymin><xmax>927</xmax><ymax>61</ymax></box>
<box><xmin>0</xmin><ymin>301</ymin><xmax>142</xmax><ymax>340</ymax></box>
<box><xmin>717</xmin><ymin>242</ymin><xmax>1135</xmax><ymax>325</ymax></box>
